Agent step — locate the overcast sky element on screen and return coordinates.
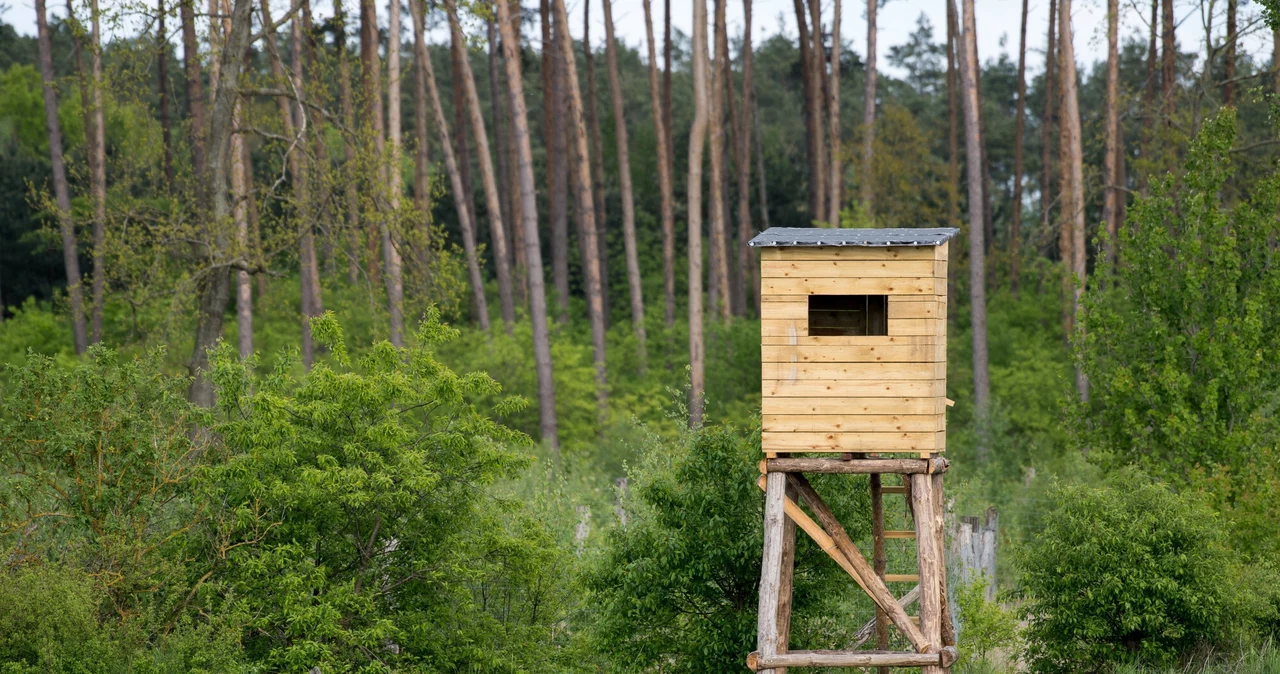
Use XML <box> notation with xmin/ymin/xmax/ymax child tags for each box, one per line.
<box><xmin>1</xmin><ymin>0</ymin><xmax>1265</xmax><ymax>82</ymax></box>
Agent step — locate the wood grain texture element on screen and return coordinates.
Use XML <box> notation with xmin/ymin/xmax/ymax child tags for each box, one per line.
<box><xmin>757</xmin><ymin>471</ymin><xmax>788</xmax><ymax>667</ymax></box>
<box><xmin>764</xmin><ymin>379</ymin><xmax>940</xmax><ymax>398</ymax></box>
<box><xmin>761</xmin><ymin>333</ymin><xmax>944</xmax><ymax>347</ymax></box>
<box><xmin>762</xmin><ymin>361</ymin><xmax>943</xmax><ymax>381</ymax></box>
<box><xmin>749</xmin><ymin>650</ymin><xmax>945</xmax><ymax>669</ymax></box>
<box><xmin>760</xmin><ymin>246</ymin><xmax>936</xmax><ymax>261</ymax></box>
<box><xmin>762</xmin><ymin>397</ymin><xmax>942</xmax><ymax>416</ymax></box>
<box><xmin>761</xmin><ymin>259</ymin><xmax>936</xmax><ymax>278</ymax></box>
<box><xmin>911</xmin><ymin>472</ymin><xmax>944</xmax><ymax>664</ymax></box>
<box><xmin>762</xmin><ymin>276</ymin><xmax>938</xmax><ymax>296</ymax></box>
<box><xmin>762</xmin><ymin>431</ymin><xmax>940</xmax><ymax>451</ymax></box>
<box><xmin>888</xmin><ymin>298</ymin><xmax>944</xmax><ymax>318</ymax></box>
<box><xmin>762</xmin><ymin>344</ymin><xmax>940</xmax><ymax>363</ymax></box>
<box><xmin>766</xmin><ymin>457</ymin><xmax>949</xmax><ymax>474</ymax></box>
<box><xmin>761</xmin><ymin>413</ymin><xmax>942</xmax><ymax>433</ymax></box>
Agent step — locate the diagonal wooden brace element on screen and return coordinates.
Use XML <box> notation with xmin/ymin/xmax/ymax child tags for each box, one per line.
<box><xmin>787</xmin><ymin>474</ymin><xmax>932</xmax><ymax>653</ymax></box>
<box><xmin>756</xmin><ymin>475</ymin><xmax>872</xmax><ymax>596</ymax></box>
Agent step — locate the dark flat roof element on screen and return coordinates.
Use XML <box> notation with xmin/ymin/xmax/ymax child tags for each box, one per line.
<box><xmin>748</xmin><ymin>227</ymin><xmax>960</xmax><ymax>247</ymax></box>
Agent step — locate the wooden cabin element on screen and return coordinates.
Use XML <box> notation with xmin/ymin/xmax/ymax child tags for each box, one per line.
<box><xmin>748</xmin><ymin>227</ymin><xmax>958</xmax><ymax>455</ymax></box>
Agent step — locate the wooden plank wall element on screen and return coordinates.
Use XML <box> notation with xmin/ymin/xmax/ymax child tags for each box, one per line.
<box><xmin>760</xmin><ymin>244</ymin><xmax>948</xmax><ymax>453</ymax></box>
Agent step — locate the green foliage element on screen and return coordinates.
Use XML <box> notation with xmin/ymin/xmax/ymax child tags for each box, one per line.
<box><xmin>1017</xmin><ymin>471</ymin><xmax>1234</xmax><ymax>672</ymax></box>
<box><xmin>954</xmin><ymin>577</ymin><xmax>1020</xmax><ymax>668</ymax></box>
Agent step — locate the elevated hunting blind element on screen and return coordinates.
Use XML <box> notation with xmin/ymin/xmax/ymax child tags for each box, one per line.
<box><xmin>746</xmin><ymin>227</ymin><xmax>960</xmax><ymax>673</ymax></box>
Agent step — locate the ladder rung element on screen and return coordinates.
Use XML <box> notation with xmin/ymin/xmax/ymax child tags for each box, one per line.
<box><xmin>885</xmin><ymin>573</ymin><xmax>920</xmax><ymax>583</ymax></box>
<box><xmin>884</xmin><ymin>530</ymin><xmax>916</xmax><ymax>539</ymax></box>
<box><xmin>881</xmin><ymin>486</ymin><xmax>907</xmax><ymax>494</ymax></box>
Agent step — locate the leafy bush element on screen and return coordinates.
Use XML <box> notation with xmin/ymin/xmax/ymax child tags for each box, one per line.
<box><xmin>1017</xmin><ymin>471</ymin><xmax>1234</xmax><ymax>672</ymax></box>
<box><xmin>954</xmin><ymin>577</ymin><xmax>1020</xmax><ymax>668</ymax></box>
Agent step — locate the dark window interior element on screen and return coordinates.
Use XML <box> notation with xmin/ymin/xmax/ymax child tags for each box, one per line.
<box><xmin>808</xmin><ymin>295</ymin><xmax>888</xmax><ymax>336</ymax></box>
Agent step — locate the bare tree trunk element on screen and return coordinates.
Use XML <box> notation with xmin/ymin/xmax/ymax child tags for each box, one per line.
<box><xmin>827</xmin><ymin>0</ymin><xmax>841</xmax><ymax>226</ymax></box>
<box><xmin>603</xmin><ymin>0</ymin><xmax>648</xmax><ymax>370</ymax></box>
<box><xmin>792</xmin><ymin>0</ymin><xmax>819</xmax><ymax>222</ymax></box>
<box><xmin>643</xmin><ymin>0</ymin><xmax>676</xmax><ymax>329</ymax></box>
<box><xmin>179</xmin><ymin>0</ymin><xmax>205</xmax><ymax>201</ymax></box>
<box><xmin>188</xmin><ymin>0</ymin><xmax>254</xmax><ymax>406</ymax></box>
<box><xmin>1161</xmin><ymin>0</ymin><xmax>1174</xmax><ymax>116</ymax></box>
<box><xmin>385</xmin><ymin>0</ymin><xmax>405</xmax><ymax>347</ymax></box>
<box><xmin>232</xmin><ymin>104</ymin><xmax>252</xmax><ymax>358</ymax></box>
<box><xmin>488</xmin><ymin>18</ymin><xmax>513</xmax><ymax>232</ymax></box>
<box><xmin>447</xmin><ymin>0</ymin><xmax>517</xmax><ymax>334</ymax></box>
<box><xmin>36</xmin><ymin>0</ymin><xmax>88</xmax><ymax>354</ymax></box>
<box><xmin>416</xmin><ymin>0</ymin><xmax>491</xmax><ymax>334</ymax></box>
<box><xmin>688</xmin><ymin>0</ymin><xmax>709</xmax><ymax>427</ymax></box>
<box><xmin>335</xmin><ymin>0</ymin><xmax>360</xmax><ymax>284</ymax></box>
<box><xmin>542</xmin><ymin>0</ymin><xmax>570</xmax><ymax>324</ymax></box>
<box><xmin>709</xmin><ymin>0</ymin><xmax>730</xmax><ymax>320</ymax></box>
<box><xmin>1058</xmin><ymin>0</ymin><xmax>1087</xmax><ymax>401</ymax></box>
<box><xmin>360</xmin><ymin>0</ymin><xmax>385</xmax><ymax>287</ymax></box>
<box><xmin>583</xmin><ymin>1</ymin><xmax>610</xmax><ymax>325</ymax></box>
<box><xmin>734</xmin><ymin>0</ymin><xmax>756</xmax><ymax>315</ymax></box>
<box><xmin>157</xmin><ymin>0</ymin><xmax>175</xmax><ymax>192</ymax></box>
<box><xmin>663</xmin><ymin>0</ymin><xmax>674</xmax><ymax>184</ymax></box>
<box><xmin>294</xmin><ymin>6</ymin><xmax>323</xmax><ymax>365</ymax></box>
<box><xmin>552</xmin><ymin>0</ymin><xmax>610</xmax><ymax>414</ymax></box>
<box><xmin>754</xmin><ymin>101</ymin><xmax>770</xmax><ymax>236</ymax></box>
<box><xmin>89</xmin><ymin>0</ymin><xmax>106</xmax><ymax>344</ymax></box>
<box><xmin>720</xmin><ymin>9</ymin><xmax>744</xmax><ymax>316</ymax></box>
<box><xmin>1224</xmin><ymin>0</ymin><xmax>1237</xmax><ymax>105</ymax></box>
<box><xmin>806</xmin><ymin>0</ymin><xmax>828</xmax><ymax>221</ymax></box>
<box><xmin>1140</xmin><ymin>0</ymin><xmax>1156</xmax><ymax>193</ymax></box>
<box><xmin>1102</xmin><ymin>0</ymin><xmax>1120</xmax><ymax>267</ymax></box>
<box><xmin>946</xmin><ymin>0</ymin><xmax>959</xmax><ymax>226</ymax></box>
<box><xmin>497</xmin><ymin>0</ymin><xmax>559</xmax><ymax>450</ymax></box>
<box><xmin>1274</xmin><ymin>28</ymin><xmax>1280</xmax><ymax>95</ymax></box>
<box><xmin>1042</xmin><ymin>0</ymin><xmax>1057</xmax><ymax>248</ymax></box>
<box><xmin>413</xmin><ymin>5</ymin><xmax>430</xmax><ymax>212</ymax></box>
<box><xmin>859</xmin><ymin>0</ymin><xmax>873</xmax><ymax>219</ymax></box>
<box><xmin>958</xmin><ymin>0</ymin><xmax>990</xmax><ymax>455</ymax></box>
<box><xmin>1010</xmin><ymin>0</ymin><xmax>1028</xmax><ymax>298</ymax></box>
<box><xmin>452</xmin><ymin>36</ymin><xmax>475</xmax><ymax>241</ymax></box>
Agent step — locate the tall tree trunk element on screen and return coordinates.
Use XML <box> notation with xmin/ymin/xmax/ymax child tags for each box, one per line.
<box><xmin>157</xmin><ymin>0</ymin><xmax>175</xmax><ymax>192</ymax></box>
<box><xmin>232</xmin><ymin>103</ymin><xmax>252</xmax><ymax>358</ymax></box>
<box><xmin>1059</xmin><ymin>0</ymin><xmax>1087</xmax><ymax>401</ymax></box>
<box><xmin>860</xmin><ymin>0</ymin><xmax>874</xmax><ymax>218</ymax></box>
<box><xmin>687</xmin><ymin>0</ymin><xmax>709</xmax><ymax>427</ymax></box>
<box><xmin>664</xmin><ymin>0</ymin><xmax>674</xmax><ymax>199</ymax></box>
<box><xmin>89</xmin><ymin>0</ymin><xmax>106</xmax><ymax>344</ymax></box>
<box><xmin>360</xmin><ymin>0</ymin><xmax>385</xmax><ymax>287</ymax></box>
<box><xmin>602</xmin><ymin>0</ymin><xmax>648</xmax><ymax>370</ymax></box>
<box><xmin>413</xmin><ymin>4</ymin><xmax>430</xmax><ymax>213</ymax></box>
<box><xmin>709</xmin><ymin>0</ymin><xmax>730</xmax><ymax>320</ymax></box>
<box><xmin>188</xmin><ymin>0</ymin><xmax>253</xmax><ymax>406</ymax></box>
<box><xmin>827</xmin><ymin>0</ymin><xmax>841</xmax><ymax>226</ymax></box>
<box><xmin>1224</xmin><ymin>0</ymin><xmax>1237</xmax><ymax>105</ymax></box>
<box><xmin>179</xmin><ymin>0</ymin><xmax>205</xmax><ymax>202</ymax></box>
<box><xmin>1010</xmin><ymin>0</ymin><xmax>1028</xmax><ymax>298</ymax></box>
<box><xmin>946</xmin><ymin>0</ymin><xmax>959</xmax><ymax>226</ymax></box>
<box><xmin>416</xmin><ymin>0</ymin><xmax>491</xmax><ymax>334</ymax></box>
<box><xmin>958</xmin><ymin>0</ymin><xmax>990</xmax><ymax>456</ymax></box>
<box><xmin>754</xmin><ymin>100</ymin><xmax>770</xmax><ymax>236</ymax></box>
<box><xmin>497</xmin><ymin>0</ymin><xmax>559</xmax><ymax>450</ymax></box>
<box><xmin>1161</xmin><ymin>0</ymin><xmax>1174</xmax><ymax>116</ymax></box>
<box><xmin>1042</xmin><ymin>0</ymin><xmax>1057</xmax><ymax>246</ymax></box>
<box><xmin>552</xmin><ymin>0</ymin><xmax>610</xmax><ymax>414</ymax></box>
<box><xmin>452</xmin><ymin>32</ymin><xmax>475</xmax><ymax>243</ymax></box>
<box><xmin>335</xmin><ymin>0</ymin><xmax>361</xmax><ymax>284</ymax></box>
<box><xmin>1102</xmin><ymin>0</ymin><xmax>1120</xmax><ymax>267</ymax></box>
<box><xmin>36</xmin><ymin>0</ymin><xmax>88</xmax><ymax>354</ymax></box>
<box><xmin>792</xmin><ymin>0</ymin><xmax>819</xmax><ymax>222</ymax></box>
<box><xmin>1274</xmin><ymin>28</ymin><xmax>1280</xmax><ymax>95</ymax></box>
<box><xmin>583</xmin><ymin>0</ymin><xmax>610</xmax><ymax>325</ymax></box>
<box><xmin>447</xmin><ymin>0</ymin><xmax>516</xmax><ymax>334</ymax></box>
<box><xmin>293</xmin><ymin>6</ymin><xmax>323</xmax><ymax>365</ymax></box>
<box><xmin>385</xmin><ymin>0</ymin><xmax>405</xmax><ymax>346</ymax></box>
<box><xmin>643</xmin><ymin>0</ymin><xmax>676</xmax><ymax>329</ymax></box>
<box><xmin>721</xmin><ymin>7</ymin><xmax>744</xmax><ymax>316</ymax></box>
<box><xmin>805</xmin><ymin>0</ymin><xmax>827</xmax><ymax>221</ymax></box>
<box><xmin>542</xmin><ymin>0</ymin><xmax>570</xmax><ymax>324</ymax></box>
<box><xmin>734</xmin><ymin>0</ymin><xmax>756</xmax><ymax>315</ymax></box>
<box><xmin>489</xmin><ymin>17</ymin><xmax>526</xmax><ymax>307</ymax></box>
<box><xmin>1141</xmin><ymin>0</ymin><xmax>1155</xmax><ymax>193</ymax></box>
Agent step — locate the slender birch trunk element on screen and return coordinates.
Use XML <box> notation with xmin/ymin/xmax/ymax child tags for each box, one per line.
<box><xmin>826</xmin><ymin>0</ymin><xmax>841</xmax><ymax>226</ymax></box>
<box><xmin>1010</xmin><ymin>0</ymin><xmax>1028</xmax><ymax>297</ymax></box>
<box><xmin>602</xmin><ymin>0</ymin><xmax>648</xmax><ymax>370</ymax></box>
<box><xmin>807</xmin><ymin>0</ymin><xmax>828</xmax><ymax>221</ymax></box>
<box><xmin>688</xmin><ymin>0</ymin><xmax>709</xmax><ymax>426</ymax></box>
<box><xmin>643</xmin><ymin>0</ymin><xmax>676</xmax><ymax>329</ymax></box>
<box><xmin>945</xmin><ymin>0</ymin><xmax>959</xmax><ymax>226</ymax></box>
<box><xmin>958</xmin><ymin>0</ymin><xmax>990</xmax><ymax>454</ymax></box>
<box><xmin>1042</xmin><ymin>0</ymin><xmax>1057</xmax><ymax>243</ymax></box>
<box><xmin>158</xmin><ymin>0</ymin><xmax>175</xmax><ymax>192</ymax></box>
<box><xmin>859</xmin><ymin>0</ymin><xmax>873</xmax><ymax>219</ymax></box>
<box><xmin>413</xmin><ymin>5</ymin><xmax>430</xmax><ymax>213</ymax></box>
<box><xmin>1102</xmin><ymin>0</ymin><xmax>1120</xmax><ymax>267</ymax></box>
<box><xmin>232</xmin><ymin>103</ymin><xmax>252</xmax><ymax>358</ymax></box>
<box><xmin>359</xmin><ymin>0</ymin><xmax>385</xmax><ymax>287</ymax></box>
<box><xmin>446</xmin><ymin>0</ymin><xmax>516</xmax><ymax>334</ymax></box>
<box><xmin>334</xmin><ymin>0</ymin><xmax>360</xmax><ymax>284</ymax></box>
<box><xmin>708</xmin><ymin>0</ymin><xmax>730</xmax><ymax>320</ymax></box>
<box><xmin>293</xmin><ymin>7</ymin><xmax>324</xmax><ymax>364</ymax></box>
<box><xmin>385</xmin><ymin>0</ymin><xmax>405</xmax><ymax>346</ymax></box>
<box><xmin>552</xmin><ymin>0</ymin><xmax>610</xmax><ymax>414</ymax></box>
<box><xmin>89</xmin><ymin>0</ymin><xmax>106</xmax><ymax>344</ymax></box>
<box><xmin>36</xmin><ymin>0</ymin><xmax>88</xmax><ymax>353</ymax></box>
<box><xmin>497</xmin><ymin>0</ymin><xmax>559</xmax><ymax>450</ymax></box>
<box><xmin>734</xmin><ymin>0</ymin><xmax>756</xmax><ymax>314</ymax></box>
<box><xmin>663</xmin><ymin>0</ymin><xmax>673</xmax><ymax>185</ymax></box>
<box><xmin>1058</xmin><ymin>0</ymin><xmax>1087</xmax><ymax>401</ymax></box>
<box><xmin>414</xmin><ymin>0</ymin><xmax>491</xmax><ymax>333</ymax></box>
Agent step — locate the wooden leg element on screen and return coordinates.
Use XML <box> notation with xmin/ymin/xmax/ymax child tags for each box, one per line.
<box><xmin>911</xmin><ymin>472</ymin><xmax>944</xmax><ymax>674</ymax></box>
<box><xmin>758</xmin><ymin>471</ymin><xmax>788</xmax><ymax>673</ymax></box>
<box><xmin>775</xmin><ymin>482</ymin><xmax>798</xmax><ymax>674</ymax></box>
<box><xmin>870</xmin><ymin>474</ymin><xmax>890</xmax><ymax>674</ymax></box>
<box><xmin>933</xmin><ymin>473</ymin><xmax>957</xmax><ymax>660</ymax></box>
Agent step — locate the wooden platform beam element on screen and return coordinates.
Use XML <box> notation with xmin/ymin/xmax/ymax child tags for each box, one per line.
<box><xmin>766</xmin><ymin>457</ymin><xmax>949</xmax><ymax>474</ymax></box>
<box><xmin>746</xmin><ymin>647</ymin><xmax>959</xmax><ymax>670</ymax></box>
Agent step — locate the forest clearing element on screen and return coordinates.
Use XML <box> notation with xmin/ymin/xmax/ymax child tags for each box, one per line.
<box><xmin>2</xmin><ymin>0</ymin><xmax>1280</xmax><ymax>669</ymax></box>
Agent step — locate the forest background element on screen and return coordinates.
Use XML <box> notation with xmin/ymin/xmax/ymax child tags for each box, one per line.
<box><xmin>3</xmin><ymin>0</ymin><xmax>1280</xmax><ymax>669</ymax></box>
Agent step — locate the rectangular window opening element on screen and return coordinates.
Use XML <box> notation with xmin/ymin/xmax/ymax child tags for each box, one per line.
<box><xmin>808</xmin><ymin>295</ymin><xmax>888</xmax><ymax>336</ymax></box>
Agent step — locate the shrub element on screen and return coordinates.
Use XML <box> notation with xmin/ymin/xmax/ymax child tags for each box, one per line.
<box><xmin>954</xmin><ymin>577</ymin><xmax>1020</xmax><ymax>668</ymax></box>
<box><xmin>1017</xmin><ymin>471</ymin><xmax>1233</xmax><ymax>672</ymax></box>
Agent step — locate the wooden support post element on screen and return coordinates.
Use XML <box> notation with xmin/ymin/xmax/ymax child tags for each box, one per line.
<box><xmin>756</xmin><ymin>476</ymin><xmax>872</xmax><ymax>595</ymax></box>
<box><xmin>910</xmin><ymin>472</ymin><xmax>944</xmax><ymax>673</ymax></box>
<box><xmin>788</xmin><ymin>474</ymin><xmax>931</xmax><ymax>652</ymax></box>
<box><xmin>870</xmin><ymin>474</ymin><xmax>889</xmax><ymax>673</ymax></box>
<box><xmin>932</xmin><ymin>473</ymin><xmax>956</xmax><ymax>652</ymax></box>
<box><xmin>776</xmin><ymin>481</ymin><xmax>798</xmax><ymax>674</ymax></box>
<box><xmin>768</xmin><ymin>457</ymin><xmax>949</xmax><ymax>475</ymax></box>
<box><xmin>758</xmin><ymin>471</ymin><xmax>788</xmax><ymax>673</ymax></box>
<box><xmin>747</xmin><ymin>648</ymin><xmax>959</xmax><ymax>670</ymax></box>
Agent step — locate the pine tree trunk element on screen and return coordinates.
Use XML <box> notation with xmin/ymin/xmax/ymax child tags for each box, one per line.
<box><xmin>36</xmin><ymin>0</ymin><xmax>88</xmax><ymax>354</ymax></box>
<box><xmin>188</xmin><ymin>0</ymin><xmax>253</xmax><ymax>406</ymax></box>
<box><xmin>335</xmin><ymin>0</ymin><xmax>360</xmax><ymax>284</ymax></box>
<box><xmin>1224</xmin><ymin>0</ymin><xmax>1237</xmax><ymax>106</ymax></box>
<box><xmin>708</xmin><ymin>0</ymin><xmax>730</xmax><ymax>320</ymax></box>
<box><xmin>602</xmin><ymin>0</ymin><xmax>648</xmax><ymax>370</ymax></box>
<box><xmin>416</xmin><ymin>0</ymin><xmax>491</xmax><ymax>333</ymax></box>
<box><xmin>1102</xmin><ymin>0</ymin><xmax>1119</xmax><ymax>267</ymax></box>
<box><xmin>958</xmin><ymin>0</ymin><xmax>990</xmax><ymax>455</ymax></box>
<box><xmin>1274</xmin><ymin>28</ymin><xmax>1280</xmax><ymax>95</ymax></box>
<box><xmin>232</xmin><ymin>103</ymin><xmax>252</xmax><ymax>358</ymax></box>
<box><xmin>89</xmin><ymin>0</ymin><xmax>106</xmax><ymax>344</ymax></box>
<box><xmin>805</xmin><ymin>0</ymin><xmax>827</xmax><ymax>221</ymax></box>
<box><xmin>663</xmin><ymin>0</ymin><xmax>674</xmax><ymax>185</ymax></box>
<box><xmin>447</xmin><ymin>0</ymin><xmax>516</xmax><ymax>334</ymax></box>
<box><xmin>827</xmin><ymin>0</ymin><xmax>841</xmax><ymax>226</ymax></box>
<box><xmin>1161</xmin><ymin>0</ymin><xmax>1174</xmax><ymax>115</ymax></box>
<box><xmin>583</xmin><ymin>2</ymin><xmax>610</xmax><ymax>326</ymax></box>
<box><xmin>1010</xmin><ymin>0</ymin><xmax>1028</xmax><ymax>297</ymax></box>
<box><xmin>946</xmin><ymin>0</ymin><xmax>959</xmax><ymax>226</ymax></box>
<box><xmin>1042</xmin><ymin>0</ymin><xmax>1057</xmax><ymax>244</ymax></box>
<box><xmin>489</xmin><ymin>18</ymin><xmax>513</xmax><ymax>232</ymax></box>
<box><xmin>721</xmin><ymin>9</ymin><xmax>745</xmax><ymax>316</ymax></box>
<box><xmin>552</xmin><ymin>0</ymin><xmax>610</xmax><ymax>414</ymax></box>
<box><xmin>385</xmin><ymin>0</ymin><xmax>405</xmax><ymax>346</ymax></box>
<box><xmin>360</xmin><ymin>0</ymin><xmax>385</xmax><ymax>288</ymax></box>
<box><xmin>792</xmin><ymin>0</ymin><xmax>819</xmax><ymax>222</ymax></box>
<box><xmin>1058</xmin><ymin>0</ymin><xmax>1087</xmax><ymax>401</ymax></box>
<box><xmin>293</xmin><ymin>8</ymin><xmax>323</xmax><ymax>365</ymax></box>
<box><xmin>1141</xmin><ymin>0</ymin><xmax>1156</xmax><ymax>193</ymax></box>
<box><xmin>179</xmin><ymin>0</ymin><xmax>205</xmax><ymax>201</ymax></box>
<box><xmin>734</xmin><ymin>0</ymin><xmax>756</xmax><ymax>315</ymax></box>
<box><xmin>413</xmin><ymin>5</ymin><xmax>430</xmax><ymax>213</ymax></box>
<box><xmin>451</xmin><ymin>36</ymin><xmax>476</xmax><ymax>269</ymax></box>
<box><xmin>643</xmin><ymin>0</ymin><xmax>676</xmax><ymax>329</ymax></box>
<box><xmin>860</xmin><ymin>0</ymin><xmax>874</xmax><ymax>218</ymax></box>
<box><xmin>687</xmin><ymin>0</ymin><xmax>709</xmax><ymax>427</ymax></box>
<box><xmin>541</xmin><ymin>0</ymin><xmax>571</xmax><ymax>324</ymax></box>
<box><xmin>157</xmin><ymin>0</ymin><xmax>175</xmax><ymax>192</ymax></box>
